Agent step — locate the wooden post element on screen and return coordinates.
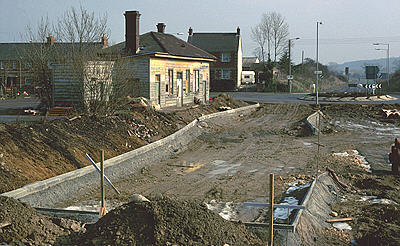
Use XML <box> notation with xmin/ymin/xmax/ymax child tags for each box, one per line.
<box><xmin>99</xmin><ymin>150</ymin><xmax>106</xmax><ymax>218</ymax></box>
<box><xmin>269</xmin><ymin>173</ymin><xmax>274</xmax><ymax>246</ymax></box>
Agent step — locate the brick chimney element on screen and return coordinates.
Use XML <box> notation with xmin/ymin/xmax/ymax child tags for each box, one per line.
<box><xmin>101</xmin><ymin>34</ymin><xmax>109</xmax><ymax>48</ymax></box>
<box><xmin>46</xmin><ymin>34</ymin><xmax>56</xmax><ymax>45</ymax></box>
<box><xmin>156</xmin><ymin>23</ymin><xmax>166</xmax><ymax>33</ymax></box>
<box><xmin>124</xmin><ymin>11</ymin><xmax>140</xmax><ymax>54</ymax></box>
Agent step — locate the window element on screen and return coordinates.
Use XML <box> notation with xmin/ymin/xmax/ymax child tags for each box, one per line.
<box><xmin>167</xmin><ymin>69</ymin><xmax>173</xmax><ymax>95</ymax></box>
<box><xmin>155</xmin><ymin>74</ymin><xmax>160</xmax><ymax>82</ymax></box>
<box><xmin>194</xmin><ymin>70</ymin><xmax>200</xmax><ymax>92</ymax></box>
<box><xmin>12</xmin><ymin>61</ymin><xmax>17</xmax><ymax>70</ymax></box>
<box><xmin>0</xmin><ymin>61</ymin><xmax>4</xmax><ymax>70</ymax></box>
<box><xmin>186</xmin><ymin>69</ymin><xmax>191</xmax><ymax>93</ymax></box>
<box><xmin>25</xmin><ymin>62</ymin><xmax>32</xmax><ymax>70</ymax></box>
<box><xmin>221</xmin><ymin>69</ymin><xmax>231</xmax><ymax>79</ymax></box>
<box><xmin>221</xmin><ymin>53</ymin><xmax>231</xmax><ymax>62</ymax></box>
<box><xmin>25</xmin><ymin>78</ymin><xmax>32</xmax><ymax>85</ymax></box>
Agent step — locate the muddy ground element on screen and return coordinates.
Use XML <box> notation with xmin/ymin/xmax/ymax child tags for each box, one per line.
<box><xmin>3</xmin><ymin>100</ymin><xmax>400</xmax><ymax>245</ymax></box>
<box><xmin>0</xmin><ymin>94</ymin><xmax>246</xmax><ymax>193</ymax></box>
<box><xmin>60</xmin><ymin>103</ymin><xmax>400</xmax><ymax>245</ymax></box>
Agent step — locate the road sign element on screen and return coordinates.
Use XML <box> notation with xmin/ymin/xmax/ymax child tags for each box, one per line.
<box><xmin>287</xmin><ymin>75</ymin><xmax>293</xmax><ymax>80</ymax></box>
<box><xmin>377</xmin><ymin>84</ymin><xmax>382</xmax><ymax>89</ymax></box>
<box><xmin>314</xmin><ymin>70</ymin><xmax>322</xmax><ymax>75</ymax></box>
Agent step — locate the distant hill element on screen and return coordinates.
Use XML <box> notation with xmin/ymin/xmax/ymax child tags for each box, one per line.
<box><xmin>328</xmin><ymin>57</ymin><xmax>400</xmax><ymax>77</ymax></box>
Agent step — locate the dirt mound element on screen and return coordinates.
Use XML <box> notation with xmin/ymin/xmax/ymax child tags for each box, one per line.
<box><xmin>211</xmin><ymin>93</ymin><xmax>248</xmax><ymax>108</ymax></box>
<box><xmin>70</xmin><ymin>196</ymin><xmax>263</xmax><ymax>245</ymax></box>
<box><xmin>0</xmin><ymin>196</ymin><xmax>66</xmax><ymax>245</ymax></box>
<box><xmin>356</xmin><ymin>204</ymin><xmax>400</xmax><ymax>246</ymax></box>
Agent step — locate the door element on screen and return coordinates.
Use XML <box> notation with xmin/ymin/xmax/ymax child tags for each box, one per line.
<box><xmin>203</xmin><ymin>80</ymin><xmax>207</xmax><ymax>103</ymax></box>
<box><xmin>177</xmin><ymin>72</ymin><xmax>183</xmax><ymax>106</ymax></box>
<box><xmin>155</xmin><ymin>74</ymin><xmax>161</xmax><ymax>105</ymax></box>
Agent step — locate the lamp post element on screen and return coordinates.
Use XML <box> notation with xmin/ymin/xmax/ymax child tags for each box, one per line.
<box><xmin>315</xmin><ymin>22</ymin><xmax>323</xmax><ymax>105</ymax></box>
<box><xmin>288</xmin><ymin>37</ymin><xmax>300</xmax><ymax>93</ymax></box>
<box><xmin>373</xmin><ymin>43</ymin><xmax>390</xmax><ymax>87</ymax></box>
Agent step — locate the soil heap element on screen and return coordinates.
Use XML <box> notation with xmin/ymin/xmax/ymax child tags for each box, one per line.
<box><xmin>0</xmin><ymin>196</ymin><xmax>66</xmax><ymax>245</ymax></box>
<box><xmin>70</xmin><ymin>196</ymin><xmax>263</xmax><ymax>245</ymax></box>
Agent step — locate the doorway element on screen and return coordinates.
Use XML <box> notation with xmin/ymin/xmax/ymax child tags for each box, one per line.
<box><xmin>177</xmin><ymin>72</ymin><xmax>183</xmax><ymax>106</ymax></box>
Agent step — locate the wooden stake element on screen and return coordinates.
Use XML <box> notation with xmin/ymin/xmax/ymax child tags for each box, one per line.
<box><xmin>269</xmin><ymin>173</ymin><xmax>274</xmax><ymax>246</ymax></box>
<box><xmin>99</xmin><ymin>150</ymin><xmax>106</xmax><ymax>218</ymax></box>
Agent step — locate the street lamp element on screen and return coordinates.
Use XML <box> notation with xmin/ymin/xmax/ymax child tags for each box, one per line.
<box><xmin>373</xmin><ymin>43</ymin><xmax>390</xmax><ymax>87</ymax></box>
<box><xmin>315</xmin><ymin>22</ymin><xmax>323</xmax><ymax>105</ymax></box>
<box><xmin>288</xmin><ymin>37</ymin><xmax>300</xmax><ymax>93</ymax></box>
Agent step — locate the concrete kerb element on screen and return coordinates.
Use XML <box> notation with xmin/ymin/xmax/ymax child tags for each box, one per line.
<box><xmin>306</xmin><ymin>111</ymin><xmax>320</xmax><ymax>135</ymax></box>
<box><xmin>1</xmin><ymin>103</ymin><xmax>260</xmax><ymax>207</ymax></box>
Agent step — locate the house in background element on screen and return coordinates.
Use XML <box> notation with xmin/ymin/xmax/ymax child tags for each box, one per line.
<box><xmin>188</xmin><ymin>27</ymin><xmax>242</xmax><ymax>92</ymax></box>
<box><xmin>102</xmin><ymin>11</ymin><xmax>216</xmax><ymax>108</ymax></box>
<box><xmin>0</xmin><ymin>35</ymin><xmax>108</xmax><ymax>100</ymax></box>
<box><xmin>242</xmin><ymin>57</ymin><xmax>259</xmax><ymax>84</ymax></box>
<box><xmin>0</xmin><ymin>43</ymin><xmax>37</xmax><ymax>97</ymax></box>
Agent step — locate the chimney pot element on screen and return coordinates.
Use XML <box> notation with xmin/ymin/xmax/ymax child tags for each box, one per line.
<box><xmin>156</xmin><ymin>23</ymin><xmax>166</xmax><ymax>33</ymax></box>
<box><xmin>124</xmin><ymin>10</ymin><xmax>141</xmax><ymax>54</ymax></box>
<box><xmin>102</xmin><ymin>34</ymin><xmax>109</xmax><ymax>48</ymax></box>
<box><xmin>237</xmin><ymin>26</ymin><xmax>240</xmax><ymax>36</ymax></box>
<box><xmin>46</xmin><ymin>34</ymin><xmax>56</xmax><ymax>45</ymax></box>
<box><xmin>188</xmin><ymin>27</ymin><xmax>193</xmax><ymax>36</ymax></box>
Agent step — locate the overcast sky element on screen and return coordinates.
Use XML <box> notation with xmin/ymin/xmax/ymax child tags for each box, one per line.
<box><xmin>1</xmin><ymin>0</ymin><xmax>400</xmax><ymax>65</ymax></box>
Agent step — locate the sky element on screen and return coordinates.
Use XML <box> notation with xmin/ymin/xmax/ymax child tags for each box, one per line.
<box><xmin>1</xmin><ymin>0</ymin><xmax>400</xmax><ymax>65</ymax></box>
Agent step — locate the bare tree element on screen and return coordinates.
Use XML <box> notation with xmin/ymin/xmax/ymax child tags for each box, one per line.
<box><xmin>252</xmin><ymin>12</ymin><xmax>289</xmax><ymax>65</ymax></box>
<box><xmin>21</xmin><ymin>6</ymin><xmax>131</xmax><ymax>116</ymax></box>
<box><xmin>261</xmin><ymin>13</ymin><xmax>272</xmax><ymax>60</ymax></box>
<box><xmin>270</xmin><ymin>12</ymin><xmax>289</xmax><ymax>63</ymax></box>
<box><xmin>20</xmin><ymin>16</ymin><xmax>56</xmax><ymax>108</ymax></box>
<box><xmin>251</xmin><ymin>24</ymin><xmax>267</xmax><ymax>64</ymax></box>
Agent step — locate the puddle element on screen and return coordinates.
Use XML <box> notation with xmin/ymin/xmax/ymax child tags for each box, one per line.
<box><xmin>273</xmin><ymin>196</ymin><xmax>298</xmax><ymax>221</ymax></box>
<box><xmin>358</xmin><ymin>195</ymin><xmax>397</xmax><ymax>204</ymax></box>
<box><xmin>334</xmin><ymin>120</ymin><xmax>400</xmax><ymax>139</ymax></box>
<box><xmin>63</xmin><ymin>200</ymin><xmax>123</xmax><ymax>212</ymax></box>
<box><xmin>205</xmin><ymin>181</ymin><xmax>311</xmax><ymax>224</ymax></box>
<box><xmin>207</xmin><ymin>160</ymin><xmax>242</xmax><ymax>178</ymax></box>
<box><xmin>302</xmin><ymin>142</ymin><xmax>313</xmax><ymax>147</ymax></box>
<box><xmin>205</xmin><ymin>200</ymin><xmax>237</xmax><ymax>220</ymax></box>
<box><xmin>333</xmin><ymin>222</ymin><xmax>352</xmax><ymax>230</ymax></box>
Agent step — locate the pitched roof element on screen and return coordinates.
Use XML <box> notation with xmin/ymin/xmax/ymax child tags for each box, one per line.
<box><xmin>102</xmin><ymin>32</ymin><xmax>216</xmax><ymax>60</ymax></box>
<box><xmin>243</xmin><ymin>57</ymin><xmax>259</xmax><ymax>68</ymax></box>
<box><xmin>0</xmin><ymin>42</ymin><xmax>105</xmax><ymax>60</ymax></box>
<box><xmin>188</xmin><ymin>33</ymin><xmax>240</xmax><ymax>52</ymax></box>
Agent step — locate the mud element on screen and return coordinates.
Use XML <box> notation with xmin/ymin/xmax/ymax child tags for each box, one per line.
<box><xmin>3</xmin><ymin>101</ymin><xmax>400</xmax><ymax>245</ymax></box>
<box><xmin>0</xmin><ymin>94</ymin><xmax>246</xmax><ymax>194</ymax></box>
<box><xmin>0</xmin><ymin>196</ymin><xmax>80</xmax><ymax>245</ymax></box>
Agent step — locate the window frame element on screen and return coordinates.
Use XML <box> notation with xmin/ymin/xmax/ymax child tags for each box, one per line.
<box><xmin>221</xmin><ymin>69</ymin><xmax>231</xmax><ymax>79</ymax></box>
<box><xmin>194</xmin><ymin>70</ymin><xmax>200</xmax><ymax>92</ymax></box>
<box><xmin>186</xmin><ymin>69</ymin><xmax>191</xmax><ymax>93</ymax></box>
<box><xmin>221</xmin><ymin>53</ymin><xmax>231</xmax><ymax>63</ymax></box>
<box><xmin>167</xmin><ymin>69</ymin><xmax>173</xmax><ymax>96</ymax></box>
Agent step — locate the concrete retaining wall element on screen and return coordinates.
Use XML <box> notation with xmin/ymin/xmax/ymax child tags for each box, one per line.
<box><xmin>2</xmin><ymin>104</ymin><xmax>260</xmax><ymax>207</ymax></box>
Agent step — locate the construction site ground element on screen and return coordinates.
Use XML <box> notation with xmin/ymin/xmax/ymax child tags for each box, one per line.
<box><xmin>2</xmin><ymin>96</ymin><xmax>400</xmax><ymax>245</ymax></box>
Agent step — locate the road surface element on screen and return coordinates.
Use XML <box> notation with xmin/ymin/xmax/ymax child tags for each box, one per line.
<box><xmin>210</xmin><ymin>92</ymin><xmax>400</xmax><ymax>104</ymax></box>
